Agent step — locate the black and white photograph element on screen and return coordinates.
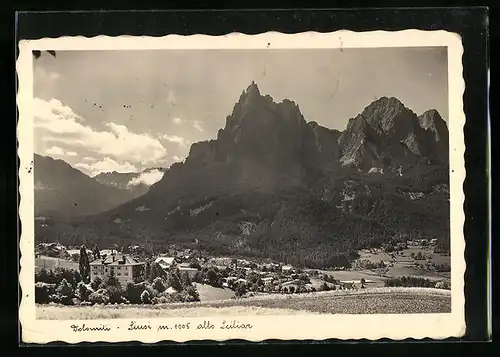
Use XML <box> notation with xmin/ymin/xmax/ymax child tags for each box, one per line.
<box><xmin>18</xmin><ymin>31</ymin><xmax>466</xmax><ymax>343</ymax></box>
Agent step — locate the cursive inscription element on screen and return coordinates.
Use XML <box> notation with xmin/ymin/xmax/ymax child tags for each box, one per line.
<box><xmin>70</xmin><ymin>323</ymin><xmax>111</xmax><ymax>332</ymax></box>
<box><xmin>128</xmin><ymin>321</ymin><xmax>152</xmax><ymax>331</ymax></box>
<box><xmin>220</xmin><ymin>320</ymin><xmax>253</xmax><ymax>329</ymax></box>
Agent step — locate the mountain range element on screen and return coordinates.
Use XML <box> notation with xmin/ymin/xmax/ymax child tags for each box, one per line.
<box><xmin>93</xmin><ymin>167</ymin><xmax>168</xmax><ymax>198</ymax></box>
<box><xmin>34</xmin><ymin>155</ymin><xmax>166</xmax><ymax>218</ymax></box>
<box><xmin>34</xmin><ymin>82</ymin><xmax>450</xmax><ymax>268</ymax></box>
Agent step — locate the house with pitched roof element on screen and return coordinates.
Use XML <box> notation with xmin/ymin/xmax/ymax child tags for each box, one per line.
<box><xmin>90</xmin><ymin>253</ymin><xmax>146</xmax><ymax>286</ymax></box>
<box><xmin>154</xmin><ymin>256</ymin><xmax>178</xmax><ymax>270</ymax></box>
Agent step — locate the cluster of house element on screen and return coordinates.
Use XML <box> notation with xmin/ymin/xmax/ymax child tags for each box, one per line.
<box><xmin>88</xmin><ymin>248</ymin><xmax>206</xmax><ymax>287</ymax></box>
<box><xmin>38</xmin><ymin>242</ymin><xmax>320</xmax><ymax>291</ymax></box>
<box><xmin>406</xmin><ymin>239</ymin><xmax>438</xmax><ymax>246</ymax></box>
<box><xmin>154</xmin><ymin>256</ymin><xmax>199</xmax><ymax>278</ymax></box>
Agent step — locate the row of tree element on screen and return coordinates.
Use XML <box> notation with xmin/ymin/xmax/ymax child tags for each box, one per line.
<box><xmin>35</xmin><ymin>264</ymin><xmax>201</xmax><ymax>305</ymax></box>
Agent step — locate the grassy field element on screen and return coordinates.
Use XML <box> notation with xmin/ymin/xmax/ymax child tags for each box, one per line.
<box><xmin>36</xmin><ymin>287</ymin><xmax>451</xmax><ymax>320</ymax></box>
<box><xmin>193</xmin><ymin>283</ymin><xmax>235</xmax><ymax>301</ymax></box>
<box><xmin>354</xmin><ymin>247</ymin><xmax>451</xmax><ymax>281</ymax></box>
<box><xmin>35</xmin><ymin>256</ymin><xmax>79</xmax><ymax>271</ymax></box>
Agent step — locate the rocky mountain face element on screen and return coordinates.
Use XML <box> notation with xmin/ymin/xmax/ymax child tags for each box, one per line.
<box><xmin>35</xmin><ymin>82</ymin><xmax>450</xmax><ymax>268</ymax></box>
<box><xmin>33</xmin><ymin>154</ymin><xmax>136</xmax><ymax>218</ymax></box>
<box><xmin>338</xmin><ymin>97</ymin><xmax>449</xmax><ymax>171</ymax></box>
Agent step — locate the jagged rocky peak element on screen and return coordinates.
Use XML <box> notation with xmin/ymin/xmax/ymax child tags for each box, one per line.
<box><xmin>245</xmin><ymin>80</ymin><xmax>260</xmax><ymax>97</ymax></box>
<box><xmin>360</xmin><ymin>96</ymin><xmax>418</xmax><ymax>133</ymax></box>
<box><xmin>418</xmin><ymin>109</ymin><xmax>448</xmax><ymax>141</ymax></box>
<box><xmin>338</xmin><ymin>96</ymin><xmax>443</xmax><ymax>170</ymax></box>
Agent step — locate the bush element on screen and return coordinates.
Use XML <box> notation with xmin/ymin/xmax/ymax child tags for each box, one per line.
<box><xmin>319</xmin><ymin>282</ymin><xmax>330</xmax><ymax>292</ymax></box>
<box><xmin>154</xmin><ymin>296</ymin><xmax>170</xmax><ymax>304</ymax></box>
<box><xmin>106</xmin><ymin>285</ymin><xmax>123</xmax><ymax>304</ymax></box>
<box><xmin>124</xmin><ymin>282</ymin><xmax>142</xmax><ymax>304</ymax></box>
<box><xmin>35</xmin><ymin>282</ymin><xmax>55</xmax><ymax>304</ymax></box>
<box><xmin>141</xmin><ymin>290</ymin><xmax>152</xmax><ymax>304</ymax></box>
<box><xmin>56</xmin><ymin>278</ymin><xmax>74</xmax><ymax>297</ymax></box>
<box><xmin>89</xmin><ymin>289</ymin><xmax>110</xmax><ymax>305</ymax></box>
<box><xmin>435</xmin><ymin>281</ymin><xmax>451</xmax><ymax>290</ymax></box>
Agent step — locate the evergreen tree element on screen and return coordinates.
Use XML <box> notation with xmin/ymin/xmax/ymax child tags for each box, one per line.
<box><xmin>180</xmin><ymin>271</ymin><xmax>192</xmax><ymax>289</ymax></box>
<box><xmin>79</xmin><ymin>245</ymin><xmax>91</xmax><ymax>283</ymax></box>
<box><xmin>92</xmin><ymin>244</ymin><xmax>101</xmax><ymax>260</ymax></box>
<box><xmin>168</xmin><ymin>268</ymin><xmax>183</xmax><ymax>292</ymax></box>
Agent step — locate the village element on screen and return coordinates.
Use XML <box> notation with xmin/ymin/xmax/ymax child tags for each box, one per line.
<box><xmin>34</xmin><ymin>236</ymin><xmax>451</xmax><ymax>307</ymax></box>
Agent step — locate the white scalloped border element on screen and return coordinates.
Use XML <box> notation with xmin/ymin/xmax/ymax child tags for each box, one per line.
<box><xmin>17</xmin><ymin>30</ymin><xmax>466</xmax><ymax>344</ymax></box>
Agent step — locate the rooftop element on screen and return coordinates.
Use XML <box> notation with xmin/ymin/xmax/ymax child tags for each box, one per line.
<box><xmin>90</xmin><ymin>253</ymin><xmax>144</xmax><ymax>266</ymax></box>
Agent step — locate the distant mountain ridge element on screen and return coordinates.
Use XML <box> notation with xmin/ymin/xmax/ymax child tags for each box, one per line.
<box><xmin>94</xmin><ymin>167</ymin><xmax>167</xmax><ymax>198</ymax></box>
<box><xmin>35</xmin><ymin>82</ymin><xmax>450</xmax><ymax>268</ymax></box>
<box><xmin>34</xmin><ymin>154</ymin><xmax>136</xmax><ymax>218</ymax></box>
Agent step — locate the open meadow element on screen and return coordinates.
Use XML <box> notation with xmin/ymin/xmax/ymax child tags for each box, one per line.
<box><xmin>35</xmin><ymin>256</ymin><xmax>79</xmax><ymax>271</ymax></box>
<box><xmin>36</xmin><ymin>287</ymin><xmax>451</xmax><ymax>320</ymax></box>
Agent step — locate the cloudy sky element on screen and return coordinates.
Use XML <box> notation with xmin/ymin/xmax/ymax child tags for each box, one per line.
<box><xmin>33</xmin><ymin>47</ymin><xmax>448</xmax><ymax>177</ymax></box>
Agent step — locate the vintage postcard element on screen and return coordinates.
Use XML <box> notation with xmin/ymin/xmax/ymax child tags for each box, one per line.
<box><xmin>18</xmin><ymin>30</ymin><xmax>466</xmax><ymax>343</ymax></box>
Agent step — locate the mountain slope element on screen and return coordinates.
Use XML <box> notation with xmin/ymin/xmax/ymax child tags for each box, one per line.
<box><xmin>35</xmin><ymin>83</ymin><xmax>450</xmax><ymax>267</ymax></box>
<box><xmin>34</xmin><ymin>154</ymin><xmax>136</xmax><ymax>218</ymax></box>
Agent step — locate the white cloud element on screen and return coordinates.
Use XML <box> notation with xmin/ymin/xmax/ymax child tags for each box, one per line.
<box><xmin>172</xmin><ymin>117</ymin><xmax>184</xmax><ymax>125</ymax></box>
<box><xmin>35</xmin><ymin>67</ymin><xmax>62</xmax><ymax>83</ymax></box>
<box><xmin>45</xmin><ymin>146</ymin><xmax>65</xmax><ymax>156</ymax></box>
<box><xmin>44</xmin><ymin>146</ymin><xmax>79</xmax><ymax>158</ymax></box>
<box><xmin>75</xmin><ymin>157</ymin><xmax>138</xmax><ymax>177</ymax></box>
<box><xmin>172</xmin><ymin>155</ymin><xmax>185</xmax><ymax>162</ymax></box>
<box><xmin>193</xmin><ymin>120</ymin><xmax>204</xmax><ymax>132</ymax></box>
<box><xmin>127</xmin><ymin>169</ymin><xmax>165</xmax><ymax>187</ymax></box>
<box><xmin>34</xmin><ymin>97</ymin><xmax>167</xmax><ymax>165</ymax></box>
<box><xmin>82</xmin><ymin>156</ymin><xmax>96</xmax><ymax>162</ymax></box>
<box><xmin>162</xmin><ymin>134</ymin><xmax>187</xmax><ymax>147</ymax></box>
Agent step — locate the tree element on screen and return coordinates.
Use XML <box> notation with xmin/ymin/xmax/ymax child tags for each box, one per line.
<box><xmin>77</xmin><ymin>281</ymin><xmax>92</xmax><ymax>301</ymax></box>
<box><xmin>35</xmin><ymin>282</ymin><xmax>51</xmax><ymax>304</ymax></box>
<box><xmin>91</xmin><ymin>276</ymin><xmax>102</xmax><ymax>291</ymax></box>
<box><xmin>79</xmin><ymin>245</ymin><xmax>91</xmax><ymax>283</ymax></box>
<box><xmin>206</xmin><ymin>267</ymin><xmax>222</xmax><ymax>287</ymax></box>
<box><xmin>184</xmin><ymin>285</ymin><xmax>200</xmax><ymax>302</ymax></box>
<box><xmin>180</xmin><ymin>271</ymin><xmax>192</xmax><ymax>289</ymax></box>
<box><xmin>235</xmin><ymin>283</ymin><xmax>247</xmax><ymax>297</ymax></box>
<box><xmin>148</xmin><ymin>262</ymin><xmax>164</xmax><ymax>282</ymax></box>
<box><xmin>101</xmin><ymin>269</ymin><xmax>123</xmax><ymax>303</ymax></box>
<box><xmin>152</xmin><ymin>277</ymin><xmax>166</xmax><ymax>293</ymax></box>
<box><xmin>168</xmin><ymin>268</ymin><xmax>183</xmax><ymax>292</ymax></box>
<box><xmin>92</xmin><ymin>244</ymin><xmax>101</xmax><ymax>260</ymax></box>
<box><xmin>141</xmin><ymin>290</ymin><xmax>152</xmax><ymax>304</ymax></box>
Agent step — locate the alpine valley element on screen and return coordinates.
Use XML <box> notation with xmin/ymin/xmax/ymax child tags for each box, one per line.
<box><xmin>34</xmin><ymin>82</ymin><xmax>450</xmax><ymax>268</ymax></box>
